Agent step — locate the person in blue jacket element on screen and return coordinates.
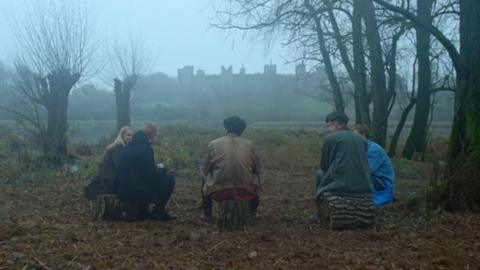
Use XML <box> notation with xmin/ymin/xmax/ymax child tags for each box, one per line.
<box><xmin>353</xmin><ymin>124</ymin><xmax>395</xmax><ymax>207</ymax></box>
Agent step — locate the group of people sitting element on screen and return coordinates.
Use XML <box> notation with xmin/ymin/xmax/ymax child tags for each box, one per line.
<box><xmin>314</xmin><ymin>112</ymin><xmax>395</xmax><ymax>217</ymax></box>
<box><xmin>84</xmin><ymin>112</ymin><xmax>394</xmax><ymax>223</ymax></box>
<box><xmin>84</xmin><ymin>123</ymin><xmax>176</xmax><ymax>221</ymax></box>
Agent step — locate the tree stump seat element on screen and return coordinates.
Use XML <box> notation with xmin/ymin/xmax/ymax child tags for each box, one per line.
<box><xmin>93</xmin><ymin>194</ymin><xmax>139</xmax><ymax>221</ymax></box>
<box><xmin>213</xmin><ymin>200</ymin><xmax>255</xmax><ymax>231</ymax></box>
<box><xmin>317</xmin><ymin>192</ymin><xmax>375</xmax><ymax>229</ymax></box>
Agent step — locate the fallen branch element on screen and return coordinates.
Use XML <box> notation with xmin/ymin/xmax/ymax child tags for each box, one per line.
<box><xmin>172</xmin><ymin>196</ymin><xmax>181</xmax><ymax>209</ymax></box>
<box><xmin>32</xmin><ymin>256</ymin><xmax>51</xmax><ymax>270</ymax></box>
<box><xmin>273</xmin><ymin>256</ymin><xmax>286</xmax><ymax>266</ymax></box>
<box><xmin>208</xmin><ymin>239</ymin><xmax>228</xmax><ymax>252</ymax></box>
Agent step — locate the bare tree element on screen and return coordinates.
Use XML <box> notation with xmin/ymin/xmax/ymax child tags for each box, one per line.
<box><xmin>212</xmin><ymin>0</ymin><xmax>347</xmax><ymax>113</ymax></box>
<box><xmin>388</xmin><ymin>63</ymin><xmax>418</xmax><ymax>157</ymax></box>
<box><xmin>11</xmin><ymin>1</ymin><xmax>95</xmax><ymax>165</ymax></box>
<box><xmin>355</xmin><ymin>0</ymin><xmax>390</xmax><ymax>147</ymax></box>
<box><xmin>212</xmin><ymin>0</ymin><xmax>412</xmax><ymax>147</ymax></box>
<box><xmin>106</xmin><ymin>35</ymin><xmax>151</xmax><ymax>131</ymax></box>
<box><xmin>401</xmin><ymin>0</ymin><xmax>433</xmax><ymax>159</ymax></box>
<box><xmin>317</xmin><ymin>0</ymin><xmax>371</xmax><ymax>124</ymax></box>
<box><xmin>304</xmin><ymin>0</ymin><xmax>345</xmax><ymax>112</ymax></box>
<box><xmin>373</xmin><ymin>0</ymin><xmax>480</xmax><ymax>211</ymax></box>
<box><xmin>0</xmin><ymin>61</ymin><xmax>13</xmax><ymax>103</ymax></box>
<box><xmin>352</xmin><ymin>0</ymin><xmax>371</xmax><ymax>125</ymax></box>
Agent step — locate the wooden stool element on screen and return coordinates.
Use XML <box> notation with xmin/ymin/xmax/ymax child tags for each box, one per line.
<box><xmin>317</xmin><ymin>192</ymin><xmax>375</xmax><ymax>229</ymax></box>
<box><xmin>213</xmin><ymin>200</ymin><xmax>255</xmax><ymax>231</ymax></box>
<box><xmin>93</xmin><ymin>194</ymin><xmax>139</xmax><ymax>221</ymax></box>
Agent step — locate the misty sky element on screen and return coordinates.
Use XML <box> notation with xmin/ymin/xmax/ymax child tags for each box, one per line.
<box><xmin>0</xmin><ymin>0</ymin><xmax>294</xmax><ymax>77</ymax></box>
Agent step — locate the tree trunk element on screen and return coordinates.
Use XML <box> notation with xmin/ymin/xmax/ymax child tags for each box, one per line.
<box><xmin>388</xmin><ymin>99</ymin><xmax>416</xmax><ymax>157</ymax></box>
<box><xmin>45</xmin><ymin>90</ymin><xmax>69</xmax><ymax>164</ymax></box>
<box><xmin>325</xmin><ymin>0</ymin><xmax>370</xmax><ymax>123</ymax></box>
<box><xmin>114</xmin><ymin>78</ymin><xmax>131</xmax><ymax>131</ymax></box>
<box><xmin>317</xmin><ymin>192</ymin><xmax>375</xmax><ymax>229</ymax></box>
<box><xmin>352</xmin><ymin>0</ymin><xmax>371</xmax><ymax>125</ymax></box>
<box><xmin>359</xmin><ymin>0</ymin><xmax>388</xmax><ymax>147</ymax></box>
<box><xmin>443</xmin><ymin>0</ymin><xmax>480</xmax><ymax>210</ymax></box>
<box><xmin>386</xmin><ymin>26</ymin><xmax>408</xmax><ymax>117</ymax></box>
<box><xmin>403</xmin><ymin>0</ymin><xmax>432</xmax><ymax>160</ymax></box>
<box><xmin>214</xmin><ymin>200</ymin><xmax>255</xmax><ymax>231</ymax></box>
<box><xmin>305</xmin><ymin>0</ymin><xmax>345</xmax><ymax>113</ymax></box>
<box><xmin>42</xmin><ymin>70</ymin><xmax>79</xmax><ymax>165</ymax></box>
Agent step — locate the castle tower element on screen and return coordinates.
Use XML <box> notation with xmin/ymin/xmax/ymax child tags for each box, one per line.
<box><xmin>177</xmin><ymin>66</ymin><xmax>194</xmax><ymax>92</ymax></box>
<box><xmin>295</xmin><ymin>62</ymin><xmax>306</xmax><ymax>77</ymax></box>
<box><xmin>220</xmin><ymin>65</ymin><xmax>233</xmax><ymax>93</ymax></box>
<box><xmin>240</xmin><ymin>65</ymin><xmax>246</xmax><ymax>75</ymax></box>
<box><xmin>263</xmin><ymin>63</ymin><xmax>277</xmax><ymax>76</ymax></box>
<box><xmin>196</xmin><ymin>67</ymin><xmax>205</xmax><ymax>76</ymax></box>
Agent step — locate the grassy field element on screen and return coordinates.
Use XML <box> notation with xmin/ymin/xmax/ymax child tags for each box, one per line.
<box><xmin>0</xmin><ymin>119</ymin><xmax>452</xmax><ymax>144</ymax></box>
<box><xmin>0</xmin><ymin>124</ymin><xmax>478</xmax><ymax>269</ymax></box>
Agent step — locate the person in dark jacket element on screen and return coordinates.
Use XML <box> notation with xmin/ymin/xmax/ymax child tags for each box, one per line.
<box><xmin>114</xmin><ymin>122</ymin><xmax>176</xmax><ymax>221</ymax></box>
<box><xmin>315</xmin><ymin>112</ymin><xmax>372</xmax><ymax>196</ymax></box>
<box><xmin>310</xmin><ymin>112</ymin><xmax>372</xmax><ymax>222</ymax></box>
<box><xmin>84</xmin><ymin>126</ymin><xmax>133</xmax><ymax>200</ymax></box>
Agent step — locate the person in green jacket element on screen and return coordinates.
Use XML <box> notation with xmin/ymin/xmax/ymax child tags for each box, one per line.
<box><xmin>311</xmin><ymin>111</ymin><xmax>373</xmax><ymax>222</ymax></box>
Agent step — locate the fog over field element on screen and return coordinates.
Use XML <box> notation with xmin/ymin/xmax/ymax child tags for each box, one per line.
<box><xmin>1</xmin><ymin>1</ymin><xmax>480</xmax><ymax>269</ymax></box>
<box><xmin>0</xmin><ymin>0</ymin><xmax>455</xmax><ymax>135</ymax></box>
<box><xmin>0</xmin><ymin>0</ymin><xmax>292</xmax><ymax>76</ymax></box>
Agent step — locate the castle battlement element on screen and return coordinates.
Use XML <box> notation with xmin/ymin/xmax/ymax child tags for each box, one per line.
<box><xmin>176</xmin><ymin>63</ymin><xmax>325</xmax><ymax>96</ymax></box>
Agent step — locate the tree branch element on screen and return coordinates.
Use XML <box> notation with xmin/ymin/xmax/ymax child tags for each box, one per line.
<box><xmin>372</xmin><ymin>0</ymin><xmax>460</xmax><ymax>73</ymax></box>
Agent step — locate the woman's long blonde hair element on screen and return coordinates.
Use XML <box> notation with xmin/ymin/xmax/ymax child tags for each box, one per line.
<box><xmin>107</xmin><ymin>126</ymin><xmax>132</xmax><ymax>150</ymax></box>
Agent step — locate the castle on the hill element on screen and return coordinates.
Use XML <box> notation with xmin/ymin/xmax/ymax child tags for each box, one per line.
<box><xmin>176</xmin><ymin>63</ymin><xmax>325</xmax><ymax>96</ymax></box>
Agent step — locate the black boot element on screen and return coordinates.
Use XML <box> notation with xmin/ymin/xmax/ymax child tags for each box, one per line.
<box><xmin>150</xmin><ymin>206</ymin><xmax>176</xmax><ymax>221</ymax></box>
<box><xmin>201</xmin><ymin>196</ymin><xmax>213</xmax><ymax>222</ymax></box>
<box><xmin>137</xmin><ymin>204</ymin><xmax>150</xmax><ymax>221</ymax></box>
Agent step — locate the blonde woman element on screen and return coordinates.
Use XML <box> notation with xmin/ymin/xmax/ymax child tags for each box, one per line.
<box><xmin>84</xmin><ymin>126</ymin><xmax>134</xmax><ymax>200</ymax></box>
<box><xmin>114</xmin><ymin>122</ymin><xmax>176</xmax><ymax>221</ymax></box>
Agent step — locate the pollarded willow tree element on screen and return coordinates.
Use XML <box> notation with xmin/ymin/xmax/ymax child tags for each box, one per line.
<box><xmin>106</xmin><ymin>35</ymin><xmax>151</xmax><ymax>131</ymax></box>
<box><xmin>13</xmin><ymin>1</ymin><xmax>95</xmax><ymax>165</ymax></box>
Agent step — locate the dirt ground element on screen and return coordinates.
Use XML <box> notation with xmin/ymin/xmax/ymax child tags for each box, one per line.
<box><xmin>1</xmin><ymin>168</ymin><xmax>479</xmax><ymax>270</ymax></box>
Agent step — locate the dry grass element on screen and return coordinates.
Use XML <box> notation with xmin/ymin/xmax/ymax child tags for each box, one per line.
<box><xmin>1</xmin><ymin>171</ymin><xmax>479</xmax><ymax>269</ymax></box>
<box><xmin>0</xmin><ymin>125</ymin><xmax>479</xmax><ymax>269</ymax></box>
